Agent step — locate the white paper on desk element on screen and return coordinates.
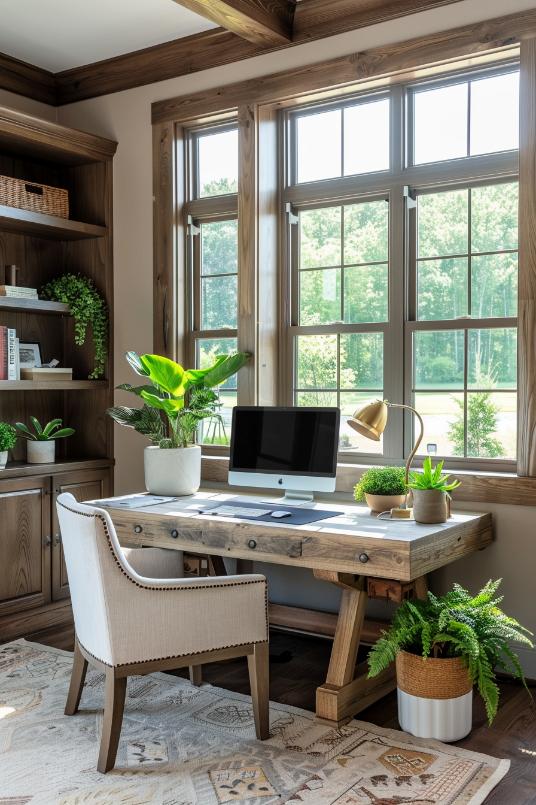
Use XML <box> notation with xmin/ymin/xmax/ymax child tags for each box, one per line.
<box><xmin>95</xmin><ymin>495</ymin><xmax>176</xmax><ymax>509</ymax></box>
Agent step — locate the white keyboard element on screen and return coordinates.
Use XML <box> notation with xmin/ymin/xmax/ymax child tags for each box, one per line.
<box><xmin>205</xmin><ymin>505</ymin><xmax>272</xmax><ymax>519</ymax></box>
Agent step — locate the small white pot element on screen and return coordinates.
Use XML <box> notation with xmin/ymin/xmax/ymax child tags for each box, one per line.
<box><xmin>0</xmin><ymin>450</ymin><xmax>8</xmax><ymax>469</ymax></box>
<box><xmin>144</xmin><ymin>445</ymin><xmax>201</xmax><ymax>496</ymax></box>
<box><xmin>27</xmin><ymin>440</ymin><xmax>55</xmax><ymax>464</ymax></box>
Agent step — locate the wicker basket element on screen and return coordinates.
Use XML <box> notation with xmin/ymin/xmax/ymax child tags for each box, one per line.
<box><xmin>0</xmin><ymin>175</ymin><xmax>69</xmax><ymax>219</ymax></box>
<box><xmin>396</xmin><ymin>650</ymin><xmax>472</xmax><ymax>700</ymax></box>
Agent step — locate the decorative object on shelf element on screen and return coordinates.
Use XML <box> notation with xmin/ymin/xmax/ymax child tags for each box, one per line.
<box><xmin>348</xmin><ymin>399</ymin><xmax>424</xmax><ymax>519</ymax></box>
<box><xmin>41</xmin><ymin>274</ymin><xmax>108</xmax><ymax>379</ymax></box>
<box><xmin>353</xmin><ymin>466</ymin><xmax>407</xmax><ymax>513</ymax></box>
<box><xmin>5</xmin><ymin>264</ymin><xmax>19</xmax><ymax>285</ymax></box>
<box><xmin>0</xmin><ymin>326</ymin><xmax>19</xmax><ymax>380</ymax></box>
<box><xmin>18</xmin><ymin>341</ymin><xmax>42</xmax><ymax>370</ymax></box>
<box><xmin>108</xmin><ymin>350</ymin><xmax>249</xmax><ymax>495</ymax></box>
<box><xmin>0</xmin><ymin>174</ymin><xmax>69</xmax><ymax>218</ymax></box>
<box><xmin>15</xmin><ymin>417</ymin><xmax>75</xmax><ymax>464</ymax></box>
<box><xmin>368</xmin><ymin>579</ymin><xmax>533</xmax><ymax>741</ymax></box>
<box><xmin>408</xmin><ymin>456</ymin><xmax>460</xmax><ymax>524</ymax></box>
<box><xmin>21</xmin><ymin>367</ymin><xmax>73</xmax><ymax>381</ymax></box>
<box><xmin>0</xmin><ymin>422</ymin><xmax>16</xmax><ymax>469</ymax></box>
<box><xmin>0</xmin><ymin>284</ymin><xmax>38</xmax><ymax>299</ymax></box>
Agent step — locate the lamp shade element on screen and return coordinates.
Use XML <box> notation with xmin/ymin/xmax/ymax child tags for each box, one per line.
<box><xmin>347</xmin><ymin>399</ymin><xmax>388</xmax><ymax>442</ymax></box>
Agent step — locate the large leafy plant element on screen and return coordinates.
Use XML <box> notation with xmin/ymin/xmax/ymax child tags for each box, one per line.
<box><xmin>107</xmin><ymin>351</ymin><xmax>249</xmax><ymax>449</ymax></box>
<box><xmin>354</xmin><ymin>466</ymin><xmax>406</xmax><ymax>502</ymax></box>
<box><xmin>368</xmin><ymin>579</ymin><xmax>533</xmax><ymax>723</ymax></box>
<box><xmin>408</xmin><ymin>456</ymin><xmax>461</xmax><ymax>493</ymax></box>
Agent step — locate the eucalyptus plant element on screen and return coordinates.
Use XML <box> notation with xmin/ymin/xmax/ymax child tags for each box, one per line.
<box><xmin>408</xmin><ymin>456</ymin><xmax>461</xmax><ymax>493</ymax></box>
<box><xmin>368</xmin><ymin>579</ymin><xmax>533</xmax><ymax>724</ymax></box>
<box><xmin>15</xmin><ymin>417</ymin><xmax>75</xmax><ymax>442</ymax></box>
<box><xmin>107</xmin><ymin>351</ymin><xmax>249</xmax><ymax>449</ymax></box>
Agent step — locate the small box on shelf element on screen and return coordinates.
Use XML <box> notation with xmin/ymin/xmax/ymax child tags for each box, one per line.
<box><xmin>20</xmin><ymin>367</ymin><xmax>73</xmax><ymax>382</ymax></box>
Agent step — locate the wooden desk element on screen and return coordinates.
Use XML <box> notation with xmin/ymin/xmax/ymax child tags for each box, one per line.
<box><xmin>99</xmin><ymin>490</ymin><xmax>492</xmax><ymax>726</ymax></box>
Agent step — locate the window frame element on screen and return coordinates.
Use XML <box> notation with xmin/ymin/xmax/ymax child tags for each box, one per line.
<box><xmin>282</xmin><ymin>61</ymin><xmax>520</xmax><ymax>471</ymax></box>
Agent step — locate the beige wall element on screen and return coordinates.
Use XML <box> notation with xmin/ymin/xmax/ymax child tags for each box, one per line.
<box><xmin>1</xmin><ymin>0</ymin><xmax>535</xmax><ymax>673</ymax></box>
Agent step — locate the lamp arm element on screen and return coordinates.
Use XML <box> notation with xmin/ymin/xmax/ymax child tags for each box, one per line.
<box><xmin>386</xmin><ymin>402</ymin><xmax>424</xmax><ymax>487</ymax></box>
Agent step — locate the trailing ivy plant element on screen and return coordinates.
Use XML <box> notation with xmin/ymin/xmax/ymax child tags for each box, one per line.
<box><xmin>368</xmin><ymin>579</ymin><xmax>533</xmax><ymax>724</ymax></box>
<box><xmin>41</xmin><ymin>274</ymin><xmax>108</xmax><ymax>379</ymax></box>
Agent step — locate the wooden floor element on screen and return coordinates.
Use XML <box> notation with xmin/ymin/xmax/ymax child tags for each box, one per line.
<box><xmin>26</xmin><ymin>625</ymin><xmax>536</xmax><ymax>804</ymax></box>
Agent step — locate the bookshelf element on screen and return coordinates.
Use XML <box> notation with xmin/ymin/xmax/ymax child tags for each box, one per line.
<box><xmin>0</xmin><ymin>105</ymin><xmax>117</xmax><ymax>638</ymax></box>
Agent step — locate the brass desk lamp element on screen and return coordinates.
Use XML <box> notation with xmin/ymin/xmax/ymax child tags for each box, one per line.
<box><xmin>348</xmin><ymin>400</ymin><xmax>424</xmax><ymax>519</ymax></box>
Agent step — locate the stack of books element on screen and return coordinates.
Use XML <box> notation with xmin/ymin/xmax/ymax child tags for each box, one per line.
<box><xmin>0</xmin><ymin>285</ymin><xmax>38</xmax><ymax>299</ymax></box>
<box><xmin>0</xmin><ymin>327</ymin><xmax>19</xmax><ymax>380</ymax></box>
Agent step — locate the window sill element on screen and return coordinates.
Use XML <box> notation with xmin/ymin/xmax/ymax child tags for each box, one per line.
<box><xmin>201</xmin><ymin>454</ymin><xmax>535</xmax><ymax>507</ymax></box>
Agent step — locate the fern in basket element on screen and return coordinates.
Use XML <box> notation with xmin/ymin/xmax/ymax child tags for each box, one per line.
<box><xmin>368</xmin><ymin>579</ymin><xmax>533</xmax><ymax>724</ymax></box>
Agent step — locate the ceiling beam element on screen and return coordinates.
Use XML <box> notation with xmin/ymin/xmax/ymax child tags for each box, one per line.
<box><xmin>172</xmin><ymin>0</ymin><xmax>295</xmax><ymax>46</ymax></box>
<box><xmin>0</xmin><ymin>51</ymin><xmax>56</xmax><ymax>106</ymax></box>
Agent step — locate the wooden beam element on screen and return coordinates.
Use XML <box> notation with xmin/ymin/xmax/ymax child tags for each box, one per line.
<box><xmin>173</xmin><ymin>0</ymin><xmax>294</xmax><ymax>46</ymax></box>
<box><xmin>55</xmin><ymin>0</ymin><xmax>464</xmax><ymax>104</ymax></box>
<box><xmin>0</xmin><ymin>50</ymin><xmax>56</xmax><ymax>106</ymax></box>
<box><xmin>152</xmin><ymin>7</ymin><xmax>533</xmax><ymax>123</ymax></box>
<box><xmin>518</xmin><ymin>37</ymin><xmax>536</xmax><ymax>477</ymax></box>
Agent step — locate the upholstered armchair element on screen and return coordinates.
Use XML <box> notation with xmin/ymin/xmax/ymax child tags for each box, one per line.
<box><xmin>56</xmin><ymin>493</ymin><xmax>269</xmax><ymax>773</ymax></box>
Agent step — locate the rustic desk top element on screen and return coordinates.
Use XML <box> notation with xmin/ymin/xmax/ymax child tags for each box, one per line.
<box><xmin>99</xmin><ymin>490</ymin><xmax>493</xmax><ymax>582</ymax></box>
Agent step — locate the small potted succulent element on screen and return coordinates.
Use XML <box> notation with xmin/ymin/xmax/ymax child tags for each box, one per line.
<box><xmin>368</xmin><ymin>579</ymin><xmax>532</xmax><ymax>742</ymax></box>
<box><xmin>408</xmin><ymin>456</ymin><xmax>460</xmax><ymax>523</ymax></box>
<box><xmin>15</xmin><ymin>417</ymin><xmax>75</xmax><ymax>464</ymax></box>
<box><xmin>0</xmin><ymin>422</ymin><xmax>17</xmax><ymax>469</ymax></box>
<box><xmin>354</xmin><ymin>466</ymin><xmax>407</xmax><ymax>513</ymax></box>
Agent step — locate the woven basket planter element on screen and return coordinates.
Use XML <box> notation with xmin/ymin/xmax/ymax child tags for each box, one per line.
<box><xmin>396</xmin><ymin>650</ymin><xmax>473</xmax><ymax>742</ymax></box>
<box><xmin>0</xmin><ymin>175</ymin><xmax>69</xmax><ymax>218</ymax></box>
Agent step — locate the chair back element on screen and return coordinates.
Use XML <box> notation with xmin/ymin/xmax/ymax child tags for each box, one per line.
<box><xmin>56</xmin><ymin>492</ymin><xmax>126</xmax><ymax>665</ymax></box>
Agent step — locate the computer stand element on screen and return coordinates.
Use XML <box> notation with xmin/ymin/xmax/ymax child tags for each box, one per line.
<box><xmin>262</xmin><ymin>490</ymin><xmax>315</xmax><ymax>507</ymax></box>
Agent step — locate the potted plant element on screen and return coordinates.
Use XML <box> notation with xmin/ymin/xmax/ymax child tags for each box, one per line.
<box><xmin>0</xmin><ymin>422</ymin><xmax>17</xmax><ymax>469</ymax></box>
<box><xmin>107</xmin><ymin>351</ymin><xmax>249</xmax><ymax>496</ymax></box>
<box><xmin>368</xmin><ymin>579</ymin><xmax>532</xmax><ymax>742</ymax></box>
<box><xmin>15</xmin><ymin>417</ymin><xmax>75</xmax><ymax>464</ymax></box>
<box><xmin>354</xmin><ymin>466</ymin><xmax>407</xmax><ymax>513</ymax></box>
<box><xmin>408</xmin><ymin>456</ymin><xmax>460</xmax><ymax>524</ymax></box>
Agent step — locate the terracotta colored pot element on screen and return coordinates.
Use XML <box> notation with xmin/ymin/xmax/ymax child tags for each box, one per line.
<box><xmin>365</xmin><ymin>493</ymin><xmax>406</xmax><ymax>514</ymax></box>
<box><xmin>412</xmin><ymin>488</ymin><xmax>448</xmax><ymax>524</ymax></box>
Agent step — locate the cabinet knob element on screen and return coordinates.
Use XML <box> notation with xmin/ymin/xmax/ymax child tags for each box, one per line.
<box><xmin>134</xmin><ymin>525</ymin><xmax>143</xmax><ymax>534</ymax></box>
<box><xmin>170</xmin><ymin>529</ymin><xmax>179</xmax><ymax>539</ymax></box>
<box><xmin>359</xmin><ymin>552</ymin><xmax>369</xmax><ymax>564</ymax></box>
<box><xmin>43</xmin><ymin>535</ymin><xmax>52</xmax><ymax>547</ymax></box>
<box><xmin>248</xmin><ymin>539</ymin><xmax>257</xmax><ymax>550</ymax></box>
<box><xmin>53</xmin><ymin>533</ymin><xmax>61</xmax><ymax>546</ymax></box>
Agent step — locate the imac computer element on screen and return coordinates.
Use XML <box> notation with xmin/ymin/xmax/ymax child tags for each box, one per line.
<box><xmin>229</xmin><ymin>406</ymin><xmax>340</xmax><ymax>504</ymax></box>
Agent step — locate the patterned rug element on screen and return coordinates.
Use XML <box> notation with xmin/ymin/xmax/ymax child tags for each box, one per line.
<box><xmin>0</xmin><ymin>640</ymin><xmax>509</xmax><ymax>804</ymax></box>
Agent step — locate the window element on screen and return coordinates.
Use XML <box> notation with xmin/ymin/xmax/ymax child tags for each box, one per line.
<box><xmin>186</xmin><ymin>124</ymin><xmax>239</xmax><ymax>446</ymax></box>
<box><xmin>284</xmin><ymin>64</ymin><xmax>519</xmax><ymax>467</ymax></box>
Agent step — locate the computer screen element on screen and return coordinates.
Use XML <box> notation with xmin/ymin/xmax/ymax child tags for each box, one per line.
<box><xmin>230</xmin><ymin>407</ymin><xmax>339</xmax><ymax>477</ymax></box>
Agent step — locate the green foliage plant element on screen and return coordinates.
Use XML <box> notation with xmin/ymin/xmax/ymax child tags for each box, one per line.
<box><xmin>408</xmin><ymin>456</ymin><xmax>461</xmax><ymax>492</ymax></box>
<box><xmin>15</xmin><ymin>417</ymin><xmax>75</xmax><ymax>442</ymax></box>
<box><xmin>41</xmin><ymin>274</ymin><xmax>108</xmax><ymax>380</ymax></box>
<box><xmin>367</xmin><ymin>579</ymin><xmax>533</xmax><ymax>724</ymax></box>
<box><xmin>107</xmin><ymin>351</ymin><xmax>249</xmax><ymax>449</ymax></box>
<box><xmin>354</xmin><ymin>466</ymin><xmax>406</xmax><ymax>502</ymax></box>
<box><xmin>0</xmin><ymin>422</ymin><xmax>17</xmax><ymax>451</ymax></box>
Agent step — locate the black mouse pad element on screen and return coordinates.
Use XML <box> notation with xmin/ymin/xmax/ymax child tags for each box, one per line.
<box><xmin>196</xmin><ymin>499</ymin><xmax>343</xmax><ymax>525</ymax></box>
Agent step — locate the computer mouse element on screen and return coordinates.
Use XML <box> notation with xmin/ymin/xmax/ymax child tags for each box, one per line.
<box><xmin>271</xmin><ymin>510</ymin><xmax>292</xmax><ymax>519</ymax></box>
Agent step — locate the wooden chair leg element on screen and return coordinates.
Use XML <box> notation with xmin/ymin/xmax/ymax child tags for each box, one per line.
<box><xmin>189</xmin><ymin>665</ymin><xmax>202</xmax><ymax>686</ymax></box>
<box><xmin>97</xmin><ymin>669</ymin><xmax>127</xmax><ymax>773</ymax></box>
<box><xmin>247</xmin><ymin>642</ymin><xmax>270</xmax><ymax>740</ymax></box>
<box><xmin>65</xmin><ymin>640</ymin><xmax>88</xmax><ymax>716</ymax></box>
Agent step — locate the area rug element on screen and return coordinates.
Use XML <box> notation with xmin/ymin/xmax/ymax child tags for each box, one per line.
<box><xmin>0</xmin><ymin>640</ymin><xmax>509</xmax><ymax>804</ymax></box>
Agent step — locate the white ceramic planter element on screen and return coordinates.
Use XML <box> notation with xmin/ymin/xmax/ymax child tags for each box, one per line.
<box><xmin>397</xmin><ymin>688</ymin><xmax>473</xmax><ymax>742</ymax></box>
<box><xmin>0</xmin><ymin>450</ymin><xmax>8</xmax><ymax>469</ymax></box>
<box><xmin>27</xmin><ymin>440</ymin><xmax>55</xmax><ymax>464</ymax></box>
<box><xmin>144</xmin><ymin>445</ymin><xmax>201</xmax><ymax>496</ymax></box>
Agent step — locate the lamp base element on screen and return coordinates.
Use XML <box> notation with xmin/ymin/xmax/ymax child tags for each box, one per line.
<box><xmin>390</xmin><ymin>506</ymin><xmax>414</xmax><ymax>520</ymax></box>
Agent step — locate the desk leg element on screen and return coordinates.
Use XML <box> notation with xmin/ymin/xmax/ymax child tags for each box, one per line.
<box><xmin>313</xmin><ymin>570</ymin><xmax>395</xmax><ymax>726</ymax></box>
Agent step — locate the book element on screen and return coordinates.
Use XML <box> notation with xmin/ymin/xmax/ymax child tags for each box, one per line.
<box><xmin>14</xmin><ymin>337</ymin><xmax>20</xmax><ymax>380</ymax></box>
<box><xmin>7</xmin><ymin>329</ymin><xmax>16</xmax><ymax>380</ymax></box>
<box><xmin>0</xmin><ymin>326</ymin><xmax>6</xmax><ymax>381</ymax></box>
<box><xmin>0</xmin><ymin>285</ymin><xmax>38</xmax><ymax>298</ymax></box>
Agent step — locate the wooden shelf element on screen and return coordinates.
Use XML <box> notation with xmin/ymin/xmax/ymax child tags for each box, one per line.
<box><xmin>0</xmin><ymin>297</ymin><xmax>70</xmax><ymax>315</ymax></box>
<box><xmin>0</xmin><ymin>457</ymin><xmax>114</xmax><ymax>480</ymax></box>
<box><xmin>0</xmin><ymin>204</ymin><xmax>107</xmax><ymax>240</ymax></box>
<box><xmin>0</xmin><ymin>380</ymin><xmax>108</xmax><ymax>390</ymax></box>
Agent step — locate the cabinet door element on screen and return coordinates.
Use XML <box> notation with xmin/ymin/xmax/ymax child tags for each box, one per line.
<box><xmin>51</xmin><ymin>468</ymin><xmax>112</xmax><ymax>601</ymax></box>
<box><xmin>0</xmin><ymin>476</ymin><xmax>51</xmax><ymax>616</ymax></box>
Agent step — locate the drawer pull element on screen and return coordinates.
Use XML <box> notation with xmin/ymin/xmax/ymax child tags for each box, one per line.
<box><xmin>170</xmin><ymin>529</ymin><xmax>179</xmax><ymax>539</ymax></box>
<box><xmin>248</xmin><ymin>539</ymin><xmax>257</xmax><ymax>550</ymax></box>
<box><xmin>359</xmin><ymin>552</ymin><xmax>369</xmax><ymax>563</ymax></box>
<box><xmin>134</xmin><ymin>525</ymin><xmax>143</xmax><ymax>534</ymax></box>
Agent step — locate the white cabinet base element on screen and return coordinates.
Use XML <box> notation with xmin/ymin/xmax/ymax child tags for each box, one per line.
<box><xmin>397</xmin><ymin>687</ymin><xmax>473</xmax><ymax>742</ymax></box>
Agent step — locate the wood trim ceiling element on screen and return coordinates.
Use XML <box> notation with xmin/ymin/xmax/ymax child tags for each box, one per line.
<box><xmin>0</xmin><ymin>0</ymin><xmax>463</xmax><ymax>106</ymax></box>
